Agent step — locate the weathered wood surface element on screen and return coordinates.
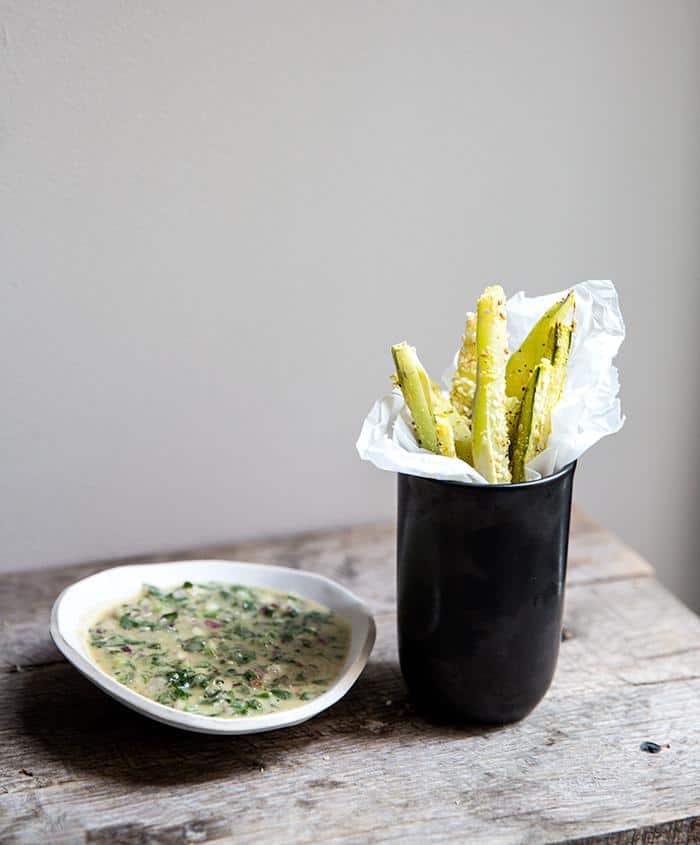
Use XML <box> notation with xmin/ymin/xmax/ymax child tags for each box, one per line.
<box><xmin>1</xmin><ymin>510</ymin><xmax>699</xmax><ymax>845</ymax></box>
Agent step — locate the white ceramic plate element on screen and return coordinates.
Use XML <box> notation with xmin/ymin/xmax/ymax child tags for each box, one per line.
<box><xmin>50</xmin><ymin>560</ymin><xmax>376</xmax><ymax>735</ymax></box>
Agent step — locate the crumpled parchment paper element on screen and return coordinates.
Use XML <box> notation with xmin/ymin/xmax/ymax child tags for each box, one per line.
<box><xmin>356</xmin><ymin>280</ymin><xmax>625</xmax><ymax>484</ymax></box>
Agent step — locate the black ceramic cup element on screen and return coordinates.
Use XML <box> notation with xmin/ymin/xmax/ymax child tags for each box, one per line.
<box><xmin>397</xmin><ymin>461</ymin><xmax>576</xmax><ymax>725</ymax></box>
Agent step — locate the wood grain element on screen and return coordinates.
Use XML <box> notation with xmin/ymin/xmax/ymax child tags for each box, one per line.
<box><xmin>0</xmin><ymin>512</ymin><xmax>697</xmax><ymax>845</ymax></box>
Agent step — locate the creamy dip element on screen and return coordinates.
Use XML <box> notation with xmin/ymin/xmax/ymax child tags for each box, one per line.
<box><xmin>87</xmin><ymin>581</ymin><xmax>351</xmax><ymax>718</ymax></box>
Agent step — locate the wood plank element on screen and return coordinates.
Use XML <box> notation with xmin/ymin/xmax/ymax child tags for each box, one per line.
<box><xmin>567</xmin><ymin>815</ymin><xmax>700</xmax><ymax>844</ymax></box>
<box><xmin>567</xmin><ymin>512</ymin><xmax>653</xmax><ymax>588</ymax></box>
<box><xmin>2</xmin><ymin>567</ymin><xmax>700</xmax><ymax>844</ymax></box>
<box><xmin>0</xmin><ymin>512</ymin><xmax>651</xmax><ymax>672</ymax></box>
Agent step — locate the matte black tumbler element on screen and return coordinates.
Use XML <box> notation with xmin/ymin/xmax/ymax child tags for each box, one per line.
<box><xmin>397</xmin><ymin>461</ymin><xmax>576</xmax><ymax>724</ymax></box>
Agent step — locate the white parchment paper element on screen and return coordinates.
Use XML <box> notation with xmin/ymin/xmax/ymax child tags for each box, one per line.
<box><xmin>356</xmin><ymin>280</ymin><xmax>625</xmax><ymax>484</ymax></box>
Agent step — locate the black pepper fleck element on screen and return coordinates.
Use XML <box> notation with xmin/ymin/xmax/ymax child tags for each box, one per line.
<box><xmin>639</xmin><ymin>741</ymin><xmax>669</xmax><ymax>754</ymax></box>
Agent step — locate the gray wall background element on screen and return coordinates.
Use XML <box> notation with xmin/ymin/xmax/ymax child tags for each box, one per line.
<box><xmin>2</xmin><ymin>2</ymin><xmax>699</xmax><ymax>607</ymax></box>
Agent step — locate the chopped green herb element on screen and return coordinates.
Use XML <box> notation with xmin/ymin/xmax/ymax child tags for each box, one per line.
<box><xmin>234</xmin><ymin>650</ymin><xmax>255</xmax><ymax>664</ymax></box>
<box><xmin>182</xmin><ymin>638</ymin><xmax>205</xmax><ymax>652</ymax></box>
<box><xmin>271</xmin><ymin>688</ymin><xmax>293</xmax><ymax>700</ymax></box>
<box><xmin>119</xmin><ymin>614</ymin><xmax>138</xmax><ymax>630</ymax></box>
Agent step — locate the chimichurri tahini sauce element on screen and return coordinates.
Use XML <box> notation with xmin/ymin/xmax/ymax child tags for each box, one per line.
<box><xmin>87</xmin><ymin>582</ymin><xmax>351</xmax><ymax>718</ymax></box>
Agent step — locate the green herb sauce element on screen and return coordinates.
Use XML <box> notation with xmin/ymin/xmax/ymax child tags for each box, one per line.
<box><xmin>87</xmin><ymin>582</ymin><xmax>351</xmax><ymax>718</ymax></box>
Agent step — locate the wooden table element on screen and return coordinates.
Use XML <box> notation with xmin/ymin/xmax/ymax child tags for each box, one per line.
<box><xmin>2</xmin><ymin>511</ymin><xmax>700</xmax><ymax>844</ymax></box>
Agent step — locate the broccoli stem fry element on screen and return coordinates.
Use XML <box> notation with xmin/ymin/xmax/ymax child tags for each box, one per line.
<box><xmin>450</xmin><ymin>311</ymin><xmax>478</xmax><ymax>421</ymax></box>
<box><xmin>471</xmin><ymin>285</ymin><xmax>511</xmax><ymax>483</ymax></box>
<box><xmin>506</xmin><ymin>291</ymin><xmax>575</xmax><ymax>402</ymax></box>
<box><xmin>434</xmin><ymin>412</ymin><xmax>456</xmax><ymax>457</ymax></box>
<box><xmin>540</xmin><ymin>320</ymin><xmax>573</xmax><ymax>446</ymax></box>
<box><xmin>391</xmin><ymin>342</ymin><xmax>440</xmax><ymax>453</ymax></box>
<box><xmin>511</xmin><ymin>359</ymin><xmax>554</xmax><ymax>483</ymax></box>
<box><xmin>392</xmin><ymin>343</ymin><xmax>471</xmax><ymax>461</ymax></box>
<box><xmin>449</xmin><ymin>409</ymin><xmax>473</xmax><ymax>463</ymax></box>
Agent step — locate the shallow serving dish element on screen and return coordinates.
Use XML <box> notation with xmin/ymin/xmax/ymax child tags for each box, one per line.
<box><xmin>50</xmin><ymin>560</ymin><xmax>376</xmax><ymax>735</ymax></box>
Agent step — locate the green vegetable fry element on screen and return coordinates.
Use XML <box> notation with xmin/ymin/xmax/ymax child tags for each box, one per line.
<box><xmin>430</xmin><ymin>379</ymin><xmax>451</xmax><ymax>413</ymax></box>
<box><xmin>430</xmin><ymin>379</ymin><xmax>465</xmax><ymax>459</ymax></box>
<box><xmin>450</xmin><ymin>312</ymin><xmax>477</xmax><ymax>420</ymax></box>
<box><xmin>446</xmin><ymin>313</ymin><xmax>477</xmax><ymax>463</ymax></box>
<box><xmin>540</xmin><ymin>320</ymin><xmax>573</xmax><ymax>446</ymax></box>
<box><xmin>511</xmin><ymin>359</ymin><xmax>554</xmax><ymax>482</ymax></box>
<box><xmin>434</xmin><ymin>411</ymin><xmax>456</xmax><ymax>457</ymax></box>
<box><xmin>471</xmin><ymin>285</ymin><xmax>511</xmax><ymax>483</ymax></box>
<box><xmin>549</xmin><ymin>321</ymin><xmax>573</xmax><ymax>405</ymax></box>
<box><xmin>505</xmin><ymin>394</ymin><xmax>520</xmax><ymax>446</ymax></box>
<box><xmin>506</xmin><ymin>291</ymin><xmax>575</xmax><ymax>402</ymax></box>
<box><xmin>392</xmin><ymin>343</ymin><xmax>440</xmax><ymax>453</ymax></box>
<box><xmin>392</xmin><ymin>343</ymin><xmax>458</xmax><ymax>457</ymax></box>
<box><xmin>449</xmin><ymin>409</ymin><xmax>473</xmax><ymax>463</ymax></box>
